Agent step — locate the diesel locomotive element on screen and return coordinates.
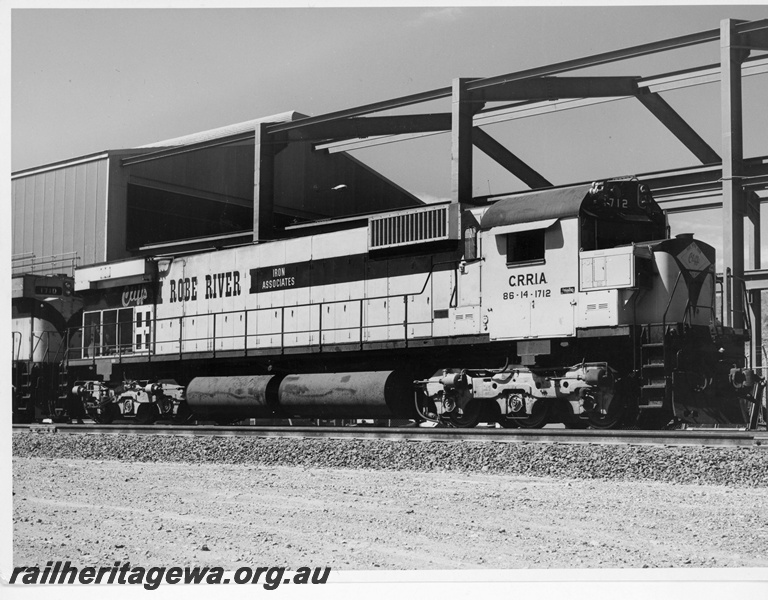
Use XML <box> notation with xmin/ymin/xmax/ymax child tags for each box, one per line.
<box><xmin>11</xmin><ymin>273</ymin><xmax>78</xmax><ymax>422</ymax></box>
<box><xmin>14</xmin><ymin>179</ymin><xmax>760</xmax><ymax>428</ymax></box>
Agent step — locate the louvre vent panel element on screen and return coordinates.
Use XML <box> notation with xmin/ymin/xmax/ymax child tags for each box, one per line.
<box><xmin>368</xmin><ymin>204</ymin><xmax>459</xmax><ymax>250</ymax></box>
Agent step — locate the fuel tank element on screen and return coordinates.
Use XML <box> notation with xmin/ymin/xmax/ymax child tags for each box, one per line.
<box><xmin>186</xmin><ymin>375</ymin><xmax>281</xmax><ymax>419</ymax></box>
<box><xmin>277</xmin><ymin>371</ymin><xmax>416</xmax><ymax>419</ymax></box>
<box><xmin>186</xmin><ymin>370</ymin><xmax>417</xmax><ymax>420</ymax></box>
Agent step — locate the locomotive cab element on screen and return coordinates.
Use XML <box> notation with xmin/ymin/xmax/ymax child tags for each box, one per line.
<box><xmin>419</xmin><ymin>179</ymin><xmax>752</xmax><ymax>429</ymax></box>
<box><xmin>479</xmin><ymin>179</ymin><xmax>669</xmax><ymax>347</ymax></box>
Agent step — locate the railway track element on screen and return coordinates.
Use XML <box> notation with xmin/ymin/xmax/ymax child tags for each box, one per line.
<box><xmin>13</xmin><ymin>423</ymin><xmax>768</xmax><ymax>448</ymax></box>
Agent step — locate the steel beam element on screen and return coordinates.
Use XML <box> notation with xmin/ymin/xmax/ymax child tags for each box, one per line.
<box><xmin>639</xmin><ymin>156</ymin><xmax>768</xmax><ymax>196</ymax></box>
<box><xmin>635</xmin><ymin>91</ymin><xmax>721</xmax><ymax>165</ymax></box>
<box><xmin>314</xmin><ymin>56</ymin><xmax>768</xmax><ymax>155</ymax></box>
<box><xmin>285</xmin><ymin>114</ymin><xmax>451</xmax><ymax>143</ymax></box>
<box><xmin>471</xmin><ymin>127</ymin><xmax>552</xmax><ymax>189</ymax></box>
<box><xmin>265</xmin><ymin>87</ymin><xmax>454</xmax><ymax>135</ymax></box>
<box><xmin>739</xmin><ymin>20</ymin><xmax>768</xmax><ymax>51</ymax></box>
<box><xmin>267</xmin><ymin>25</ymin><xmax>734</xmax><ymax>135</ymax></box>
<box><xmin>744</xmin><ymin>269</ymin><xmax>768</xmax><ymax>292</ymax></box>
<box><xmin>471</xmin><ymin>76</ymin><xmax>639</xmax><ymax>103</ymax></box>
<box><xmin>265</xmin><ymin>20</ymin><xmax>764</xmax><ymax>140</ymax></box>
<box><xmin>466</xmin><ymin>30</ymin><xmax>720</xmax><ymax>94</ymax></box>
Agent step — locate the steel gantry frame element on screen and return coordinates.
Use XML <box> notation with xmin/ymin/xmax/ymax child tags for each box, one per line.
<box><xmin>253</xmin><ymin>18</ymin><xmax>768</xmax><ymax>362</ymax></box>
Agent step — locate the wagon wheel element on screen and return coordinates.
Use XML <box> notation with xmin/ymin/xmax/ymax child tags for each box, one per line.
<box><xmin>516</xmin><ymin>401</ymin><xmax>549</xmax><ymax>429</ymax></box>
<box><xmin>448</xmin><ymin>400</ymin><xmax>483</xmax><ymax>428</ymax></box>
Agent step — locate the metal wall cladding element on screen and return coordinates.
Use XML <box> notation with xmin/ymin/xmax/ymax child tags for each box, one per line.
<box><xmin>12</xmin><ymin>158</ymin><xmax>110</xmax><ymax>272</ymax></box>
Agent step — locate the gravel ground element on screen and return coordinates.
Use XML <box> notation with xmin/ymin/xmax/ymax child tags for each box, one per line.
<box><xmin>12</xmin><ymin>431</ymin><xmax>768</xmax><ymax>570</ymax></box>
<box><xmin>12</xmin><ymin>431</ymin><xmax>768</xmax><ymax>486</ymax></box>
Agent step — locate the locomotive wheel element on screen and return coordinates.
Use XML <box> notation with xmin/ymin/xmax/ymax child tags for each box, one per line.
<box><xmin>496</xmin><ymin>417</ymin><xmax>519</xmax><ymax>429</ymax></box>
<box><xmin>173</xmin><ymin>402</ymin><xmax>194</xmax><ymax>424</ymax></box>
<box><xmin>90</xmin><ymin>404</ymin><xmax>119</xmax><ymax>424</ymax></box>
<box><xmin>448</xmin><ymin>401</ymin><xmax>482</xmax><ymax>428</ymax></box>
<box><xmin>516</xmin><ymin>402</ymin><xmax>549</xmax><ymax>429</ymax></box>
<box><xmin>135</xmin><ymin>404</ymin><xmax>157</xmax><ymax>425</ymax></box>
<box><xmin>586</xmin><ymin>396</ymin><xmax>626</xmax><ymax>429</ymax></box>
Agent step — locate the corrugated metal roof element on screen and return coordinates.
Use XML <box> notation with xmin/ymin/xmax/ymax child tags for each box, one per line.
<box><xmin>480</xmin><ymin>184</ymin><xmax>593</xmax><ymax>230</ymax></box>
<box><xmin>12</xmin><ymin>112</ymin><xmax>307</xmax><ymax>176</ymax></box>
<box><xmin>138</xmin><ymin>111</ymin><xmax>305</xmax><ymax>148</ymax></box>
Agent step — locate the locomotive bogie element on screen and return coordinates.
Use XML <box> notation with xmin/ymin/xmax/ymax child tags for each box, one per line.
<box><xmin>417</xmin><ymin>362</ymin><xmax>621</xmax><ymax>427</ymax></box>
<box><xmin>72</xmin><ymin>380</ymin><xmax>185</xmax><ymax>424</ymax></box>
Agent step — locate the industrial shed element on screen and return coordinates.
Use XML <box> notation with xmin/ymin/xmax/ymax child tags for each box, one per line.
<box><xmin>11</xmin><ymin>111</ymin><xmax>422</xmax><ymax>276</ymax></box>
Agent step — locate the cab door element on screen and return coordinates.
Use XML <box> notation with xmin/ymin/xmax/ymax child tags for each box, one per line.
<box><xmin>482</xmin><ymin>218</ymin><xmax>578</xmax><ymax>340</ymax></box>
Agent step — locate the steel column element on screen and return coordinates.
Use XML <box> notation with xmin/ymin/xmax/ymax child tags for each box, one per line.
<box><xmin>747</xmin><ymin>192</ymin><xmax>762</xmax><ymax>367</ymax></box>
<box><xmin>451</xmin><ymin>79</ymin><xmax>484</xmax><ymax>205</ymax></box>
<box><xmin>721</xmin><ymin>19</ymin><xmax>748</xmax><ymax>328</ymax></box>
<box><xmin>254</xmin><ymin>123</ymin><xmax>276</xmax><ymax>242</ymax></box>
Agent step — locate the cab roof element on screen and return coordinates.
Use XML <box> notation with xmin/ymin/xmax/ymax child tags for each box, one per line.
<box><xmin>480</xmin><ymin>183</ymin><xmax>594</xmax><ymax>230</ymax></box>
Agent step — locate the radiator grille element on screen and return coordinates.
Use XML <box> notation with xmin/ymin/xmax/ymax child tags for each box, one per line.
<box><xmin>368</xmin><ymin>204</ymin><xmax>458</xmax><ymax>250</ymax></box>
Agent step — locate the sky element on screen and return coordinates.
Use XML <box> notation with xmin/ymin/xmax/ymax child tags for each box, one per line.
<box><xmin>5</xmin><ymin>2</ymin><xmax>768</xmax><ymax>263</ymax></box>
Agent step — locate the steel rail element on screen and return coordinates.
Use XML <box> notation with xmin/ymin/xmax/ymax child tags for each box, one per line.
<box><xmin>13</xmin><ymin>423</ymin><xmax>768</xmax><ymax>448</ymax></box>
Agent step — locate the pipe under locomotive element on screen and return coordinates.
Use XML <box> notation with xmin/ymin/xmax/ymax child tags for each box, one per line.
<box><xmin>51</xmin><ymin>179</ymin><xmax>758</xmax><ymax>428</ymax></box>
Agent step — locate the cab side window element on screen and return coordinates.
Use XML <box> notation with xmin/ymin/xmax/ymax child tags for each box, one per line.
<box><xmin>506</xmin><ymin>229</ymin><xmax>545</xmax><ymax>265</ymax></box>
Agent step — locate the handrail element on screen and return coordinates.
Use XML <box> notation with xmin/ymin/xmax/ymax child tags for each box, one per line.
<box><xmin>717</xmin><ymin>269</ymin><xmax>751</xmax><ymax>331</ymax></box>
<box><xmin>69</xmin><ymin>298</ymin><xmax>440</xmax><ymax>359</ymax></box>
<box><xmin>726</xmin><ymin>268</ymin><xmax>733</xmax><ymax>327</ymax></box>
<box><xmin>12</xmin><ymin>252</ymin><xmax>79</xmax><ymax>276</ymax></box>
<box><xmin>11</xmin><ymin>331</ymin><xmax>22</xmax><ymax>362</ymax></box>
<box><xmin>741</xmin><ymin>277</ymin><xmax>752</xmax><ymax>333</ymax></box>
<box><xmin>715</xmin><ymin>276</ymin><xmax>724</xmax><ymax>327</ymax></box>
<box><xmin>66</xmin><ymin>259</ymin><xmax>467</xmax><ymax>361</ymax></box>
<box><xmin>681</xmin><ymin>269</ymin><xmax>719</xmax><ymax>330</ymax></box>
<box><xmin>662</xmin><ymin>271</ymin><xmax>683</xmax><ymax>333</ymax></box>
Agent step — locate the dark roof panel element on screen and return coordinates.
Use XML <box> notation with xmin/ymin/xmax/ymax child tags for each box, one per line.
<box><xmin>480</xmin><ymin>184</ymin><xmax>593</xmax><ymax>230</ymax></box>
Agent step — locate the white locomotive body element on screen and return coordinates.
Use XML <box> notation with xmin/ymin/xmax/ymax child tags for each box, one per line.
<box><xmin>63</xmin><ymin>180</ymin><xmax>753</xmax><ymax>428</ymax></box>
